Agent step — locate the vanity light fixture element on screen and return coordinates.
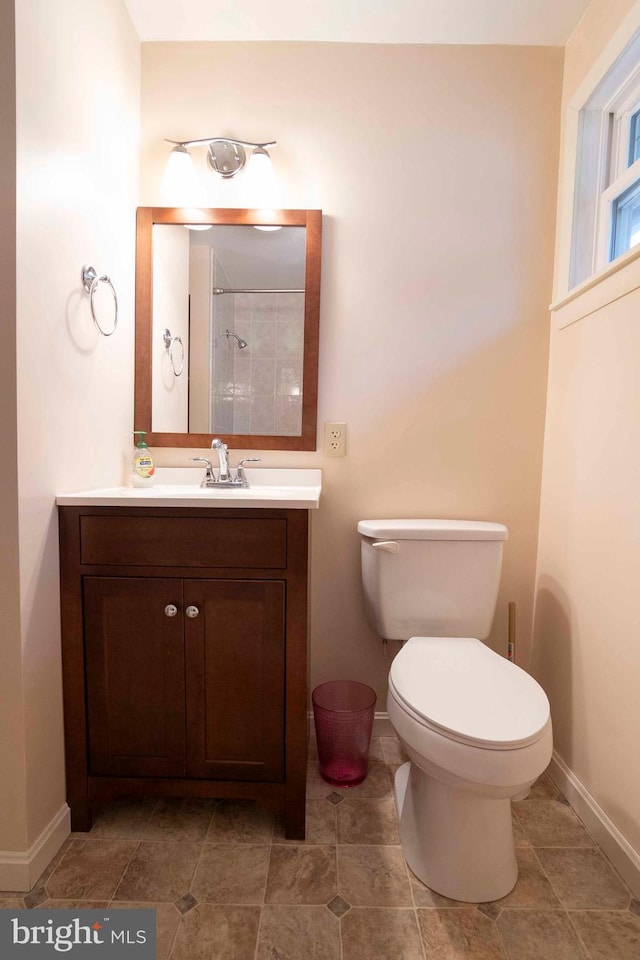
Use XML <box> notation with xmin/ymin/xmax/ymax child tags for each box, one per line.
<box><xmin>164</xmin><ymin>137</ymin><xmax>277</xmax><ymax>180</ymax></box>
<box><xmin>161</xmin><ymin>136</ymin><xmax>282</xmax><ymax>216</ymax></box>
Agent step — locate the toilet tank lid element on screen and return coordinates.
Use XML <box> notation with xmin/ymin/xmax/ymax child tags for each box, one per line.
<box><xmin>357</xmin><ymin>519</ymin><xmax>508</xmax><ymax>541</ymax></box>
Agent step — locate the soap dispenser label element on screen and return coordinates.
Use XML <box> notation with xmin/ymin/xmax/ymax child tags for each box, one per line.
<box><xmin>134</xmin><ymin>454</ymin><xmax>154</xmax><ymax>479</ymax></box>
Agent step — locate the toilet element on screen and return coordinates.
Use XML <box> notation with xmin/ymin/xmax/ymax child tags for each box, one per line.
<box><xmin>358</xmin><ymin>519</ymin><xmax>552</xmax><ymax>903</ymax></box>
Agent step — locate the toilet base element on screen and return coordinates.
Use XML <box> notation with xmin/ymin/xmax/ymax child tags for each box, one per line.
<box><xmin>394</xmin><ymin>761</ymin><xmax>518</xmax><ymax>903</ymax></box>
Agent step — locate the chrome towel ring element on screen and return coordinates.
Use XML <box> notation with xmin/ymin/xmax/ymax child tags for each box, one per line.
<box><xmin>82</xmin><ymin>265</ymin><xmax>118</xmax><ymax>337</ymax></box>
<box><xmin>162</xmin><ymin>328</ymin><xmax>185</xmax><ymax>377</ymax></box>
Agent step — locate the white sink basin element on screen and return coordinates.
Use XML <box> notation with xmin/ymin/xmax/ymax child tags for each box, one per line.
<box><xmin>56</xmin><ymin>467</ymin><xmax>322</xmax><ymax>509</ymax></box>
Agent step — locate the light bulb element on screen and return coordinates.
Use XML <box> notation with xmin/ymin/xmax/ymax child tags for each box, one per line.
<box><xmin>161</xmin><ymin>145</ymin><xmax>200</xmax><ymax>206</ymax></box>
<box><xmin>244</xmin><ymin>146</ymin><xmax>282</xmax><ymax>211</ymax></box>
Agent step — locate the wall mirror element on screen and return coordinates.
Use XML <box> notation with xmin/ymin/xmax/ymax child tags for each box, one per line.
<box><xmin>135</xmin><ymin>207</ymin><xmax>321</xmax><ymax>450</ymax></box>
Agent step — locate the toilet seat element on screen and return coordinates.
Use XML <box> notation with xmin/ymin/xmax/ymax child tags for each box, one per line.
<box><xmin>389</xmin><ymin>636</ymin><xmax>550</xmax><ymax>750</ymax></box>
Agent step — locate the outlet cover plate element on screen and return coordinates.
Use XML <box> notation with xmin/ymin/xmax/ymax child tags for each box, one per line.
<box><xmin>323</xmin><ymin>421</ymin><xmax>347</xmax><ymax>457</ymax></box>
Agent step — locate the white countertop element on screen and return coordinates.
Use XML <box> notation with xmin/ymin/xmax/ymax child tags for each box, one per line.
<box><xmin>56</xmin><ymin>467</ymin><xmax>322</xmax><ymax>510</ymax></box>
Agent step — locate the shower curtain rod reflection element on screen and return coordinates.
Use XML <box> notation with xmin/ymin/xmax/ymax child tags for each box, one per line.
<box><xmin>212</xmin><ymin>287</ymin><xmax>304</xmax><ymax>295</ymax></box>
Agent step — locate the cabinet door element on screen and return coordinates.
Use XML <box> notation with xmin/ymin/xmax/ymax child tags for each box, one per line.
<box><xmin>84</xmin><ymin>577</ymin><xmax>186</xmax><ymax>777</ymax></box>
<box><xmin>185</xmin><ymin>579</ymin><xmax>285</xmax><ymax>781</ymax></box>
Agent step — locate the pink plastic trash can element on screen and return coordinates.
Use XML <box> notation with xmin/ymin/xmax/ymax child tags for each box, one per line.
<box><xmin>312</xmin><ymin>681</ymin><xmax>377</xmax><ymax>786</ymax></box>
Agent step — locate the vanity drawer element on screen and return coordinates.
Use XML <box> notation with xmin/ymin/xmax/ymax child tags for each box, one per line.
<box><xmin>79</xmin><ymin>516</ymin><xmax>287</xmax><ymax>568</ymax></box>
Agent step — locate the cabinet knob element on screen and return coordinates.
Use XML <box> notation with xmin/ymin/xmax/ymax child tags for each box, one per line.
<box><xmin>164</xmin><ymin>604</ymin><xmax>179</xmax><ymax>618</ymax></box>
<box><xmin>185</xmin><ymin>605</ymin><xmax>200</xmax><ymax>618</ymax></box>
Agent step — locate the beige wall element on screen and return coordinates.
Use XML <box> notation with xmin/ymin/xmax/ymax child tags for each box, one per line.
<box><xmin>561</xmin><ymin>0</ymin><xmax>637</xmax><ymax>101</ymax></box>
<box><xmin>534</xmin><ymin>0</ymin><xmax>640</xmax><ymax>862</ymax></box>
<box><xmin>0</xmin><ymin>0</ymin><xmax>28</xmax><ymax>854</ymax></box>
<box><xmin>142</xmin><ymin>42</ymin><xmax>563</xmax><ymax>702</ymax></box>
<box><xmin>10</xmin><ymin>0</ymin><xmax>140</xmax><ymax>857</ymax></box>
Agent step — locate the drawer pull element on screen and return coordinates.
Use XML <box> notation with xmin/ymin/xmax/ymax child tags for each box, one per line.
<box><xmin>185</xmin><ymin>605</ymin><xmax>200</xmax><ymax>618</ymax></box>
<box><xmin>164</xmin><ymin>604</ymin><xmax>179</xmax><ymax>618</ymax></box>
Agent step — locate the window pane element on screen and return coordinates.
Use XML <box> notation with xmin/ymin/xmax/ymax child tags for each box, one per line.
<box><xmin>610</xmin><ymin>178</ymin><xmax>640</xmax><ymax>260</ymax></box>
<box><xmin>629</xmin><ymin>109</ymin><xmax>640</xmax><ymax>165</ymax></box>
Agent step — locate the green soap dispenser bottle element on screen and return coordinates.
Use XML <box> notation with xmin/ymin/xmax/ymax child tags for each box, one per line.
<box><xmin>131</xmin><ymin>431</ymin><xmax>155</xmax><ymax>487</ymax></box>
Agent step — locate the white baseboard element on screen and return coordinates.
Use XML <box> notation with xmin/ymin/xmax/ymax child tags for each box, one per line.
<box><xmin>308</xmin><ymin>710</ymin><xmax>395</xmax><ymax>739</ymax></box>
<box><xmin>548</xmin><ymin>751</ymin><xmax>640</xmax><ymax>898</ymax></box>
<box><xmin>372</xmin><ymin>712</ymin><xmax>395</xmax><ymax>736</ymax></box>
<box><xmin>0</xmin><ymin>804</ymin><xmax>70</xmax><ymax>893</ymax></box>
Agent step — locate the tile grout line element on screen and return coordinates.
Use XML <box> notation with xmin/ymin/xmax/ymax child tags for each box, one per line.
<box><xmin>403</xmin><ymin>826</ymin><xmax>429</xmax><ymax>960</ymax></box>
<box><xmin>493</xmin><ymin>913</ymin><xmax>511</xmax><ymax>960</ymax></box>
<box><xmin>388</xmin><ymin>756</ymin><xmax>429</xmax><ymax>960</ymax></box>
<box><xmin>161</xmin><ymin>897</ymin><xmax>184</xmax><ymax>960</ymax></box>
<box><xmin>181</xmin><ymin>801</ymin><xmax>215</xmax><ymax>909</ymax></box>
<box><xmin>251</xmin><ymin>809</ymin><xmax>276</xmax><ymax>960</ymax></box>
<box><xmin>513</xmin><ymin>796</ymin><xmax>599</xmax><ymax>846</ymax></box>
<box><xmin>108</xmin><ymin>836</ymin><xmax>144</xmax><ymax>907</ymax></box>
<box><xmin>564</xmin><ymin>909</ymin><xmax>598</xmax><ymax>960</ymax></box>
<box><xmin>528</xmin><ymin>845</ymin><xmax>566</xmax><ymax>911</ymax></box>
<box><xmin>335</xmin><ymin>810</ymin><xmax>344</xmax><ymax>960</ymax></box>
<box><xmin>485</xmin><ymin>848</ymin><xmax>512</xmax><ymax>960</ymax></box>
<box><xmin>139</xmin><ymin>796</ymin><xmax>218</xmax><ymax>956</ymax></box>
<box><xmin>524</xmin><ymin>843</ymin><xmax>599</xmax><ymax>849</ymax></box>
<box><xmin>529</xmin><ymin>841</ymin><xmax>633</xmax><ymax>911</ymax></box>
<box><xmin>37</xmin><ymin>836</ymin><xmax>75</xmax><ymax>900</ymax></box>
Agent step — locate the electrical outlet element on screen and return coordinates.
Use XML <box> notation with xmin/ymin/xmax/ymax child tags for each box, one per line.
<box><xmin>323</xmin><ymin>421</ymin><xmax>347</xmax><ymax>457</ymax></box>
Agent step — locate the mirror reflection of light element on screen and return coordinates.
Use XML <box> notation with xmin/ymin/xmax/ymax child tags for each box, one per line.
<box><xmin>254</xmin><ymin>209</ymin><xmax>282</xmax><ymax>233</ymax></box>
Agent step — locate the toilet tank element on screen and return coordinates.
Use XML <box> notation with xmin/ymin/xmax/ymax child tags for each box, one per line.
<box><xmin>358</xmin><ymin>519</ymin><xmax>508</xmax><ymax>641</ymax></box>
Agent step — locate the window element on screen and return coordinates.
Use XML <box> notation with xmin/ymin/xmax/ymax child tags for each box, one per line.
<box><xmin>570</xmin><ymin>31</ymin><xmax>640</xmax><ymax>288</ymax></box>
<box><xmin>627</xmin><ymin>107</ymin><xmax>640</xmax><ymax>164</ymax></box>
<box><xmin>610</xmin><ymin>179</ymin><xmax>640</xmax><ymax>260</ymax></box>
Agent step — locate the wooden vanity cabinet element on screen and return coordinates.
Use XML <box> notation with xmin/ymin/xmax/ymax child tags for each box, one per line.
<box><xmin>58</xmin><ymin>506</ymin><xmax>309</xmax><ymax>839</ymax></box>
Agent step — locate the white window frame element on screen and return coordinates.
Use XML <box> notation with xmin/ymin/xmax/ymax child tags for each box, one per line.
<box><xmin>570</xmin><ymin>51</ymin><xmax>640</xmax><ymax>289</ymax></box>
<box><xmin>552</xmin><ymin>6</ymin><xmax>640</xmax><ymax>329</ymax></box>
<box><xmin>608</xmin><ymin>79</ymin><xmax>640</xmax><ymax>177</ymax></box>
<box><xmin>595</xmin><ymin>74</ymin><xmax>640</xmax><ymax>271</ymax></box>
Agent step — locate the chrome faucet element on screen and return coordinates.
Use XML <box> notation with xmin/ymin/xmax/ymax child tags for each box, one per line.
<box><xmin>211</xmin><ymin>438</ymin><xmax>230</xmax><ymax>482</ymax></box>
<box><xmin>190</xmin><ymin>440</ymin><xmax>261</xmax><ymax>488</ymax></box>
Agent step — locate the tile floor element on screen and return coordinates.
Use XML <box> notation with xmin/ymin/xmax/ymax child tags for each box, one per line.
<box><xmin>1</xmin><ymin>736</ymin><xmax>639</xmax><ymax>959</ymax></box>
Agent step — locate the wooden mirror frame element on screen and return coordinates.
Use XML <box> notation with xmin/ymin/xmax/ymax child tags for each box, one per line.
<box><xmin>134</xmin><ymin>207</ymin><xmax>322</xmax><ymax>450</ymax></box>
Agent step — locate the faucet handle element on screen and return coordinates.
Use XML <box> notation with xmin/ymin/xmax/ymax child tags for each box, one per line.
<box><xmin>190</xmin><ymin>457</ymin><xmax>216</xmax><ymax>485</ymax></box>
<box><xmin>235</xmin><ymin>458</ymin><xmax>261</xmax><ymax>487</ymax></box>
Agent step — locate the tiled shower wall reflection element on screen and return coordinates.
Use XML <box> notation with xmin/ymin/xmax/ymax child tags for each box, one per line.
<box><xmin>211</xmin><ymin>289</ymin><xmax>304</xmax><ymax>436</ymax></box>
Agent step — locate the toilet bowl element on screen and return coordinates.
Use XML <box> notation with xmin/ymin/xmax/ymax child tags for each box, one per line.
<box><xmin>388</xmin><ymin>636</ymin><xmax>552</xmax><ymax>902</ymax></box>
<box><xmin>357</xmin><ymin>519</ymin><xmax>553</xmax><ymax>903</ymax></box>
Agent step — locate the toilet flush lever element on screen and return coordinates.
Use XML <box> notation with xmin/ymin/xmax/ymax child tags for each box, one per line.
<box><xmin>372</xmin><ymin>540</ymin><xmax>400</xmax><ymax>554</ymax></box>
